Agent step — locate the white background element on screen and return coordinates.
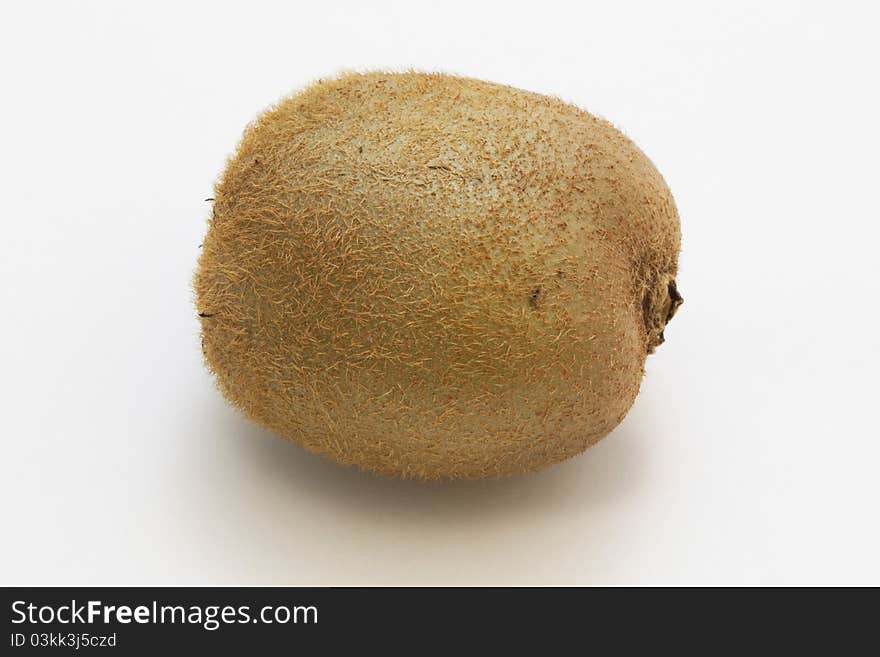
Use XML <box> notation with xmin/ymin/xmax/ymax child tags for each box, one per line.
<box><xmin>2</xmin><ymin>1</ymin><xmax>878</xmax><ymax>585</ymax></box>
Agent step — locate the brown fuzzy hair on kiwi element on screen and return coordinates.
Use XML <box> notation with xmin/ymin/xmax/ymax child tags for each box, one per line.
<box><xmin>196</xmin><ymin>71</ymin><xmax>682</xmax><ymax>480</ymax></box>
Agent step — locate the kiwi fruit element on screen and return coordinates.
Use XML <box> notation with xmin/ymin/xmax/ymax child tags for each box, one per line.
<box><xmin>196</xmin><ymin>71</ymin><xmax>682</xmax><ymax>480</ymax></box>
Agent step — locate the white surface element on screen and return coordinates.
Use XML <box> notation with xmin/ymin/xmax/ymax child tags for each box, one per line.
<box><xmin>1</xmin><ymin>0</ymin><xmax>878</xmax><ymax>585</ymax></box>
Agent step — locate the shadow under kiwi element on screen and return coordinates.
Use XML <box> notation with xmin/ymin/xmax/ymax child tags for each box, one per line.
<box><xmin>212</xmin><ymin>404</ymin><xmax>646</xmax><ymax>524</ymax></box>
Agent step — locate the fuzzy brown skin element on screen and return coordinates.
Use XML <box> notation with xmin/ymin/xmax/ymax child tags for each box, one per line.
<box><xmin>196</xmin><ymin>72</ymin><xmax>681</xmax><ymax>480</ymax></box>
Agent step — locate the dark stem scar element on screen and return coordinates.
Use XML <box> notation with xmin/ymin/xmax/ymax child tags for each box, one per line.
<box><xmin>198</xmin><ymin>312</ymin><xmax>215</xmax><ymax>318</ymax></box>
<box><xmin>666</xmin><ymin>280</ymin><xmax>684</xmax><ymax>323</ymax></box>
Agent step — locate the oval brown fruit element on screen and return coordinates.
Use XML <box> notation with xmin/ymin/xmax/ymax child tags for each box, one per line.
<box><xmin>196</xmin><ymin>72</ymin><xmax>682</xmax><ymax>480</ymax></box>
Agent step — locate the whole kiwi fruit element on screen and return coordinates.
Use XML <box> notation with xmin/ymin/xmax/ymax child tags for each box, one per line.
<box><xmin>196</xmin><ymin>71</ymin><xmax>682</xmax><ymax>480</ymax></box>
